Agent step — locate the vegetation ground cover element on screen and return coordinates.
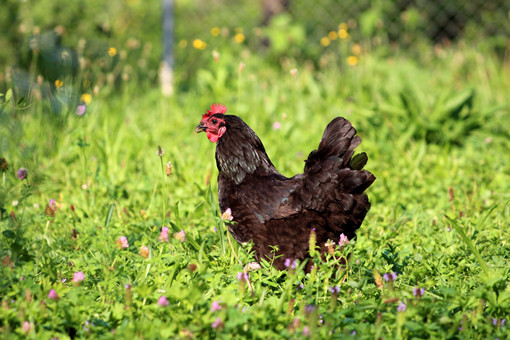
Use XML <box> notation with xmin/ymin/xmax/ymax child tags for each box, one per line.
<box><xmin>1</xmin><ymin>27</ymin><xmax>509</xmax><ymax>339</ymax></box>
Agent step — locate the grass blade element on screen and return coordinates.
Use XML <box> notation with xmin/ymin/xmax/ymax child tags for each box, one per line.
<box><xmin>104</xmin><ymin>203</ymin><xmax>115</xmax><ymax>228</ymax></box>
<box><xmin>445</xmin><ymin>215</ymin><xmax>489</xmax><ymax>276</ymax></box>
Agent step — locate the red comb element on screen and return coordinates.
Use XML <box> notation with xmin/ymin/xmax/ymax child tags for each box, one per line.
<box><xmin>203</xmin><ymin>103</ymin><xmax>227</xmax><ymax>119</ymax></box>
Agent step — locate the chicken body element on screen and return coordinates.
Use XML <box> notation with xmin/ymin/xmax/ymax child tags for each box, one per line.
<box><xmin>197</xmin><ymin>106</ymin><xmax>375</xmax><ymax>270</ymax></box>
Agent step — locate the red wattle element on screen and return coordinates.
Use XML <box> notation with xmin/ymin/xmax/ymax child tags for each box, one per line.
<box><xmin>207</xmin><ymin>131</ymin><xmax>219</xmax><ymax>143</ymax></box>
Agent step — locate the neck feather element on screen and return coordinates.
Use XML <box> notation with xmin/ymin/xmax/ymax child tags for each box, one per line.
<box><xmin>215</xmin><ymin>120</ymin><xmax>276</xmax><ymax>184</ymax></box>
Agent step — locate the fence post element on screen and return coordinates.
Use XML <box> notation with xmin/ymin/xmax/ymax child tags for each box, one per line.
<box><xmin>160</xmin><ymin>0</ymin><xmax>174</xmax><ymax>97</ymax></box>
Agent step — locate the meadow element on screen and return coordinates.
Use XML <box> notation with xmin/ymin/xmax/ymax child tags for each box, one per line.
<box><xmin>1</xmin><ymin>32</ymin><xmax>510</xmax><ymax>339</ymax></box>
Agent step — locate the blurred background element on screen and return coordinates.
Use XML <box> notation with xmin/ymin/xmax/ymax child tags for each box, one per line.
<box><xmin>1</xmin><ymin>0</ymin><xmax>509</xmax><ymax>99</ymax></box>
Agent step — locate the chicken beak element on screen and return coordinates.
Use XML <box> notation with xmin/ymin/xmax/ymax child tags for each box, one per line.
<box><xmin>195</xmin><ymin>124</ymin><xmax>207</xmax><ymax>133</ymax></box>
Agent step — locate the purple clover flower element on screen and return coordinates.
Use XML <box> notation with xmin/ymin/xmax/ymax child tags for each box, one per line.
<box><xmin>76</xmin><ymin>104</ymin><xmax>87</xmax><ymax>116</ymax></box>
<box><xmin>17</xmin><ymin>168</ymin><xmax>28</xmax><ymax>180</ymax></box>
<box><xmin>49</xmin><ymin>199</ymin><xmax>57</xmax><ymax>211</ymax></box>
<box><xmin>284</xmin><ymin>258</ymin><xmax>297</xmax><ymax>269</ymax></box>
<box><xmin>305</xmin><ymin>305</ymin><xmax>316</xmax><ymax>314</ymax></box>
<box><xmin>236</xmin><ymin>272</ymin><xmax>249</xmax><ymax>282</ymax></box>
<box><xmin>383</xmin><ymin>272</ymin><xmax>397</xmax><ymax>282</ymax></box>
<box><xmin>329</xmin><ymin>285</ymin><xmax>340</xmax><ymax>294</ymax></box>
<box><xmin>493</xmin><ymin>318</ymin><xmax>506</xmax><ymax>327</ymax></box>
<box><xmin>413</xmin><ymin>287</ymin><xmax>425</xmax><ymax>297</ymax></box>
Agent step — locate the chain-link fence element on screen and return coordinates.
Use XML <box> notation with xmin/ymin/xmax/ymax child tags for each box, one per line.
<box><xmin>1</xmin><ymin>0</ymin><xmax>509</xmax><ymax>94</ymax></box>
<box><xmin>176</xmin><ymin>0</ymin><xmax>509</xmax><ymax>47</ymax></box>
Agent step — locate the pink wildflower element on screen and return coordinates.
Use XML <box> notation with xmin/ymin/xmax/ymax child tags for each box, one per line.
<box><xmin>48</xmin><ymin>289</ymin><xmax>58</xmax><ymax>300</ymax></box>
<box><xmin>221</xmin><ymin>208</ymin><xmax>233</xmax><ymax>221</ymax></box>
<box><xmin>21</xmin><ymin>321</ymin><xmax>32</xmax><ymax>334</ymax></box>
<box><xmin>116</xmin><ymin>236</ymin><xmax>129</xmax><ymax>248</ymax></box>
<box><xmin>159</xmin><ymin>227</ymin><xmax>169</xmax><ymax>242</ymax></box>
<box><xmin>174</xmin><ymin>230</ymin><xmax>186</xmax><ymax>242</ymax></box>
<box><xmin>338</xmin><ymin>233</ymin><xmax>349</xmax><ymax>247</ymax></box>
<box><xmin>76</xmin><ymin>104</ymin><xmax>86</xmax><ymax>116</ymax></box>
<box><xmin>72</xmin><ymin>271</ymin><xmax>85</xmax><ymax>283</ymax></box>
<box><xmin>157</xmin><ymin>296</ymin><xmax>169</xmax><ymax>306</ymax></box>
<box><xmin>139</xmin><ymin>245</ymin><xmax>149</xmax><ymax>258</ymax></box>
<box><xmin>211</xmin><ymin>317</ymin><xmax>223</xmax><ymax>329</ymax></box>
<box><xmin>211</xmin><ymin>300</ymin><xmax>222</xmax><ymax>311</ymax></box>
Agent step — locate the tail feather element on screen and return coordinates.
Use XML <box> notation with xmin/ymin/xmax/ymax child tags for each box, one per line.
<box><xmin>305</xmin><ymin>117</ymin><xmax>365</xmax><ymax>172</ymax></box>
<box><xmin>350</xmin><ymin>152</ymin><xmax>368</xmax><ymax>170</ymax></box>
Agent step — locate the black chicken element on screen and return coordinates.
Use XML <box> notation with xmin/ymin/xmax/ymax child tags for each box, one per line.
<box><xmin>196</xmin><ymin>104</ymin><xmax>375</xmax><ymax>270</ymax></box>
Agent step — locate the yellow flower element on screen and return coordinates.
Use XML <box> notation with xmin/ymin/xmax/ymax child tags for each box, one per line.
<box><xmin>234</xmin><ymin>33</ymin><xmax>245</xmax><ymax>43</ymax></box>
<box><xmin>80</xmin><ymin>93</ymin><xmax>92</xmax><ymax>105</ymax></box>
<box><xmin>338</xmin><ymin>29</ymin><xmax>349</xmax><ymax>39</ymax></box>
<box><xmin>351</xmin><ymin>43</ymin><xmax>362</xmax><ymax>55</ymax></box>
<box><xmin>54</xmin><ymin>80</ymin><xmax>63</xmax><ymax>88</ymax></box>
<box><xmin>192</xmin><ymin>39</ymin><xmax>207</xmax><ymax>50</ymax></box>
<box><xmin>320</xmin><ymin>37</ymin><xmax>331</xmax><ymax>47</ymax></box>
<box><xmin>178</xmin><ymin>40</ymin><xmax>187</xmax><ymax>48</ymax></box>
<box><xmin>211</xmin><ymin>27</ymin><xmax>220</xmax><ymax>36</ymax></box>
<box><xmin>338</xmin><ymin>23</ymin><xmax>348</xmax><ymax>30</ymax></box>
<box><xmin>347</xmin><ymin>56</ymin><xmax>358</xmax><ymax>66</ymax></box>
<box><xmin>328</xmin><ymin>31</ymin><xmax>338</xmax><ymax>40</ymax></box>
<box><xmin>107</xmin><ymin>47</ymin><xmax>117</xmax><ymax>57</ymax></box>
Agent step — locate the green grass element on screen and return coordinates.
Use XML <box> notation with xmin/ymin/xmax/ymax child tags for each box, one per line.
<box><xmin>1</xmin><ymin>45</ymin><xmax>509</xmax><ymax>339</ymax></box>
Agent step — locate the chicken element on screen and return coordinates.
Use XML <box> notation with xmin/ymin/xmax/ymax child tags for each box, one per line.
<box><xmin>196</xmin><ymin>103</ymin><xmax>375</xmax><ymax>270</ymax></box>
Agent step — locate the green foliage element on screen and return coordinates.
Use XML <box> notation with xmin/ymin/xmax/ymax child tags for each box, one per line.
<box><xmin>378</xmin><ymin>87</ymin><xmax>481</xmax><ymax>145</ymax></box>
<box><xmin>1</xmin><ymin>25</ymin><xmax>510</xmax><ymax>340</ymax></box>
<box><xmin>2</xmin><ymin>0</ymin><xmax>509</xmax><ymax>95</ymax></box>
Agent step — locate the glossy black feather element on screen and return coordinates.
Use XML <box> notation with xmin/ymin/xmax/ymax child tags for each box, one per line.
<box><xmin>212</xmin><ymin>114</ymin><xmax>375</xmax><ymax>270</ymax></box>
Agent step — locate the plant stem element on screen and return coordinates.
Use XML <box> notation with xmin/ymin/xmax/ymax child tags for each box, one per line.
<box><xmin>159</xmin><ymin>156</ymin><xmax>167</xmax><ymax>226</ymax></box>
